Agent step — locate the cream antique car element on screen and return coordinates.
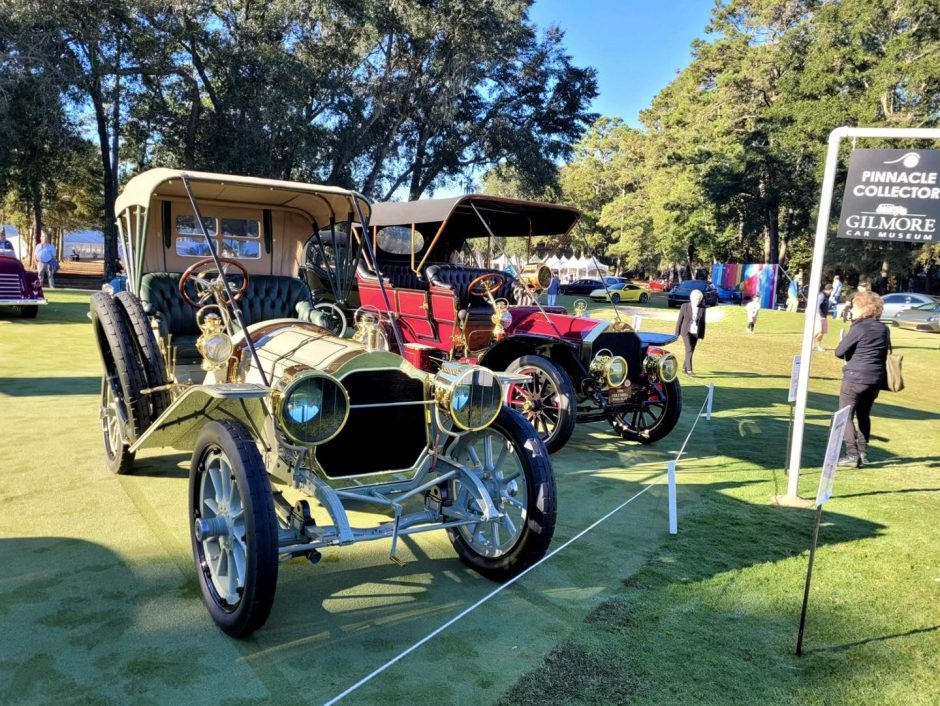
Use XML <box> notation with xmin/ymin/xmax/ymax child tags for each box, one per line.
<box><xmin>92</xmin><ymin>169</ymin><xmax>555</xmax><ymax>637</ymax></box>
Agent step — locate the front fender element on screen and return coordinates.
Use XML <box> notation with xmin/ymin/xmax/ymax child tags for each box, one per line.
<box><xmin>478</xmin><ymin>334</ymin><xmax>582</xmax><ymax>375</ymax></box>
<box><xmin>130</xmin><ymin>383</ymin><xmax>269</xmax><ymax>453</ymax></box>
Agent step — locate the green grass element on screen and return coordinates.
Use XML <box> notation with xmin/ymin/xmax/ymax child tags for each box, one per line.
<box><xmin>0</xmin><ymin>291</ymin><xmax>938</xmax><ymax>705</ymax></box>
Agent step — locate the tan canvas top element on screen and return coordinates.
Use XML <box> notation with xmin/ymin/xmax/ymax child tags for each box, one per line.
<box><xmin>115</xmin><ymin>168</ymin><xmax>370</xmax><ymax>226</ymax></box>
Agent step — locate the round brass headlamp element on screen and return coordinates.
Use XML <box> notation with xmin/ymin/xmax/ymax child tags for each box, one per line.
<box><xmin>433</xmin><ymin>362</ymin><xmax>503</xmax><ymax>432</ymax></box>
<box><xmin>644</xmin><ymin>353</ymin><xmax>679</xmax><ymax>383</ymax></box>
<box><xmin>272</xmin><ymin>368</ymin><xmax>350</xmax><ymax>445</ymax></box>
<box><xmin>590</xmin><ymin>351</ymin><xmax>630</xmax><ymax>388</ymax></box>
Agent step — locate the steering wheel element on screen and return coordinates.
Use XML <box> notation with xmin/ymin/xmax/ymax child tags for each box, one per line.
<box><xmin>179</xmin><ymin>257</ymin><xmax>250</xmax><ymax>308</ymax></box>
<box><xmin>467</xmin><ymin>272</ymin><xmax>507</xmax><ymax>298</ymax></box>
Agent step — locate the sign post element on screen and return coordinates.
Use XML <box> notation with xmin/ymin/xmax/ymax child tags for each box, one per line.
<box><xmin>784</xmin><ymin>127</ymin><xmax>940</xmax><ymax>503</ymax></box>
<box><xmin>795</xmin><ymin>405</ymin><xmax>851</xmax><ymax>656</ymax></box>
<box><xmin>783</xmin><ymin>355</ymin><xmax>800</xmax><ymax>473</ymax></box>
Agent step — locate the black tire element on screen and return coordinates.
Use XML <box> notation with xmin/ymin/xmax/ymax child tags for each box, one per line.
<box><xmin>115</xmin><ymin>291</ymin><xmax>171</xmax><ymax>420</ymax></box>
<box><xmin>313</xmin><ymin>302</ymin><xmax>348</xmax><ymax>336</ymax></box>
<box><xmin>20</xmin><ymin>305</ymin><xmax>38</xmax><ymax>319</ymax></box>
<box><xmin>639</xmin><ymin>292</ymin><xmax>650</xmax><ymax>304</ymax></box>
<box><xmin>610</xmin><ymin>292</ymin><xmax>621</xmax><ymax>303</ymax></box>
<box><xmin>609</xmin><ymin>378</ymin><xmax>682</xmax><ymax>443</ymax></box>
<box><xmin>505</xmin><ymin>354</ymin><xmax>577</xmax><ymax>453</ymax></box>
<box><xmin>445</xmin><ymin>407</ymin><xmax>556</xmax><ymax>581</ymax></box>
<box><xmin>667</xmin><ymin>301</ymin><xmax>677</xmax><ymax>308</ymax></box>
<box><xmin>90</xmin><ymin>292</ymin><xmax>151</xmax><ymax>453</ymax></box>
<box><xmin>190</xmin><ymin>420</ymin><xmax>279</xmax><ymax>638</ymax></box>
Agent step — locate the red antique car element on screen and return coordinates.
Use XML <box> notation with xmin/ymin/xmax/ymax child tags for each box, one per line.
<box><xmin>0</xmin><ymin>251</ymin><xmax>45</xmax><ymax>318</ymax></box>
<box><xmin>352</xmin><ymin>195</ymin><xmax>682</xmax><ymax>453</ymax></box>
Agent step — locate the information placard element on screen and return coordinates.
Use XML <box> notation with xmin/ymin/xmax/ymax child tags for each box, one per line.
<box><xmin>837</xmin><ymin>149</ymin><xmax>940</xmax><ymax>242</ymax></box>
<box><xmin>788</xmin><ymin>355</ymin><xmax>801</xmax><ymax>404</ymax></box>
<box><xmin>816</xmin><ymin>405</ymin><xmax>851</xmax><ymax>507</ymax></box>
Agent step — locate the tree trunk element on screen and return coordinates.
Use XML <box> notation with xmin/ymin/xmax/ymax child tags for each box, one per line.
<box><xmin>29</xmin><ymin>177</ymin><xmax>43</xmax><ymax>246</ymax></box>
<box><xmin>764</xmin><ymin>201</ymin><xmax>780</xmax><ymax>264</ymax></box>
<box><xmin>91</xmin><ymin>87</ymin><xmax>118</xmax><ymax>281</ymax></box>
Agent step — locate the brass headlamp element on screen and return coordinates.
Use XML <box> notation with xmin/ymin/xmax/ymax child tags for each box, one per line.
<box><xmin>491</xmin><ymin>298</ymin><xmax>512</xmax><ymax>339</ymax></box>
<box><xmin>433</xmin><ymin>361</ymin><xmax>503</xmax><ymax>432</ymax></box>
<box><xmin>589</xmin><ymin>349</ymin><xmax>630</xmax><ymax>388</ymax></box>
<box><xmin>644</xmin><ymin>352</ymin><xmax>679</xmax><ymax>383</ymax></box>
<box><xmin>195</xmin><ymin>306</ymin><xmax>234</xmax><ymax>372</ymax></box>
<box><xmin>572</xmin><ymin>299</ymin><xmax>588</xmax><ymax>317</ymax></box>
<box><xmin>352</xmin><ymin>308</ymin><xmax>390</xmax><ymax>352</ymax></box>
<box><xmin>519</xmin><ymin>263</ymin><xmax>552</xmax><ymax>291</ymax></box>
<box><xmin>271</xmin><ymin>366</ymin><xmax>350</xmax><ymax>446</ymax></box>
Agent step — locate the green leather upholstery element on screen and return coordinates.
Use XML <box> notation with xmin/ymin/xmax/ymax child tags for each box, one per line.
<box><xmin>139</xmin><ymin>272</ymin><xmax>324</xmax><ymax>363</ymax></box>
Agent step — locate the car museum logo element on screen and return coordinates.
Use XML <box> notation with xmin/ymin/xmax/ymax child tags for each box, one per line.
<box><xmin>837</xmin><ymin>149</ymin><xmax>940</xmax><ymax>242</ymax></box>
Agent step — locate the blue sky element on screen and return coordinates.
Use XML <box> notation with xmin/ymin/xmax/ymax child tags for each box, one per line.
<box><xmin>530</xmin><ymin>0</ymin><xmax>715</xmax><ymax>125</ymax></box>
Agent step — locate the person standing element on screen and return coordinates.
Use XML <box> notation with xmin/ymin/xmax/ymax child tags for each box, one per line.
<box><xmin>814</xmin><ymin>284</ymin><xmax>832</xmax><ymax>351</ymax></box>
<box><xmin>745</xmin><ymin>297</ymin><xmax>760</xmax><ymax>333</ymax></box>
<box><xmin>841</xmin><ymin>282</ymin><xmax>869</xmax><ymax>323</ymax></box>
<box><xmin>829</xmin><ymin>274</ymin><xmax>843</xmax><ymax>319</ymax></box>
<box><xmin>834</xmin><ymin>291</ymin><xmax>889</xmax><ymax>467</ymax></box>
<box><xmin>546</xmin><ymin>271</ymin><xmax>560</xmax><ymax>306</ymax></box>
<box><xmin>786</xmin><ymin>277</ymin><xmax>800</xmax><ymax>313</ymax></box>
<box><xmin>675</xmin><ymin>288</ymin><xmax>707</xmax><ymax>375</ymax></box>
<box><xmin>34</xmin><ymin>232</ymin><xmax>57</xmax><ymax>288</ymax></box>
<box><xmin>0</xmin><ymin>229</ymin><xmax>14</xmax><ymax>255</ymax></box>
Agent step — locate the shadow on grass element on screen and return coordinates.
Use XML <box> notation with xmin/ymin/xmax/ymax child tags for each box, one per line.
<box><xmin>806</xmin><ymin>624</ymin><xmax>940</xmax><ymax>654</ymax></box>
<box><xmin>0</xmin><ymin>376</ymin><xmax>99</xmax><ymax>396</ymax></box>
<box><xmin>0</xmin><ymin>299</ymin><xmax>92</xmax><ymax>325</ymax></box>
<box><xmin>498</xmin><ymin>481</ymin><xmax>887</xmax><ymax>705</ymax></box>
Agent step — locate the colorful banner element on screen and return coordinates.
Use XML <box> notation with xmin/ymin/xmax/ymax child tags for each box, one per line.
<box><xmin>712</xmin><ymin>263</ymin><xmax>779</xmax><ymax>309</ymax></box>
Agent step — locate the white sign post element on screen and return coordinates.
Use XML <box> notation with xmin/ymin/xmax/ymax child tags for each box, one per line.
<box><xmin>632</xmin><ymin>314</ymin><xmax>642</xmax><ymax>331</ymax></box>
<box><xmin>796</xmin><ymin>405</ymin><xmax>851</xmax><ymax>656</ymax></box>
<box><xmin>667</xmin><ymin>461</ymin><xmax>678</xmax><ymax>536</ymax></box>
<box><xmin>784</xmin><ymin>127</ymin><xmax>940</xmax><ymax>503</ymax></box>
<box><xmin>705</xmin><ymin>383</ymin><xmax>714</xmax><ymax>421</ymax></box>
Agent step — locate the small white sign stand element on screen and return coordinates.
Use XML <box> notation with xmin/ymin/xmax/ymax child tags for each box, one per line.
<box><xmin>784</xmin><ymin>126</ymin><xmax>940</xmax><ymax>503</ymax></box>
<box><xmin>796</xmin><ymin>405</ymin><xmax>851</xmax><ymax>656</ymax></box>
<box><xmin>705</xmin><ymin>383</ymin><xmax>714</xmax><ymax>421</ymax></box>
<box><xmin>667</xmin><ymin>461</ymin><xmax>678</xmax><ymax>535</ymax></box>
<box><xmin>632</xmin><ymin>314</ymin><xmax>642</xmax><ymax>331</ymax></box>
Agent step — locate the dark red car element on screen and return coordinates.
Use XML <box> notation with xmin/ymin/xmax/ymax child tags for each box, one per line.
<box><xmin>0</xmin><ymin>253</ymin><xmax>45</xmax><ymax>318</ymax></box>
<box><xmin>349</xmin><ymin>195</ymin><xmax>682</xmax><ymax>453</ymax></box>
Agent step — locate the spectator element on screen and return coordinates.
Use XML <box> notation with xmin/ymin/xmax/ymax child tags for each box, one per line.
<box><xmin>546</xmin><ymin>271</ymin><xmax>560</xmax><ymax>307</ymax></box>
<box><xmin>786</xmin><ymin>277</ymin><xmax>799</xmax><ymax>313</ymax></box>
<box><xmin>830</xmin><ymin>274</ymin><xmax>843</xmax><ymax>319</ymax></box>
<box><xmin>814</xmin><ymin>284</ymin><xmax>832</xmax><ymax>351</ymax></box>
<box><xmin>34</xmin><ymin>232</ymin><xmax>57</xmax><ymax>288</ymax></box>
<box><xmin>0</xmin><ymin>229</ymin><xmax>14</xmax><ymax>256</ymax></box>
<box><xmin>841</xmin><ymin>282</ymin><xmax>870</xmax><ymax>322</ymax></box>
<box><xmin>745</xmin><ymin>297</ymin><xmax>761</xmax><ymax>333</ymax></box>
<box><xmin>834</xmin><ymin>291</ymin><xmax>890</xmax><ymax>467</ymax></box>
<box><xmin>675</xmin><ymin>288</ymin><xmax>707</xmax><ymax>376</ymax></box>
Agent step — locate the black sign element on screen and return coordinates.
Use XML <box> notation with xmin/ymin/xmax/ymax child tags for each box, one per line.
<box><xmin>837</xmin><ymin>148</ymin><xmax>940</xmax><ymax>242</ymax></box>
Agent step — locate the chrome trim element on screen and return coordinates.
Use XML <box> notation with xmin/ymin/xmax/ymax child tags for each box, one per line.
<box><xmin>580</xmin><ymin>319</ymin><xmax>610</xmax><ymax>366</ymax></box>
<box><xmin>0</xmin><ymin>298</ymin><xmax>47</xmax><ymax>306</ymax></box>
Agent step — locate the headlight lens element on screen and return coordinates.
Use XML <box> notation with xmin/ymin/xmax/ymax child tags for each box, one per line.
<box><xmin>499</xmin><ymin>310</ymin><xmax>513</xmax><ymax>327</ymax></box>
<box><xmin>434</xmin><ymin>362</ymin><xmax>503</xmax><ymax>431</ymax></box>
<box><xmin>274</xmin><ymin>370</ymin><xmax>349</xmax><ymax>445</ymax></box>
<box><xmin>590</xmin><ymin>351</ymin><xmax>629</xmax><ymax>388</ymax></box>
<box><xmin>203</xmin><ymin>333</ymin><xmax>234</xmax><ymax>364</ymax></box>
<box><xmin>645</xmin><ymin>353</ymin><xmax>678</xmax><ymax>383</ymax></box>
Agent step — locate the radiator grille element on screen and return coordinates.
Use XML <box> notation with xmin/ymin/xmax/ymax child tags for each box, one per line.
<box><xmin>0</xmin><ymin>274</ymin><xmax>25</xmax><ymax>298</ymax></box>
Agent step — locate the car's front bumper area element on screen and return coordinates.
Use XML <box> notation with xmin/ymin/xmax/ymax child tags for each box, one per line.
<box><xmin>0</xmin><ymin>297</ymin><xmax>47</xmax><ymax>306</ymax></box>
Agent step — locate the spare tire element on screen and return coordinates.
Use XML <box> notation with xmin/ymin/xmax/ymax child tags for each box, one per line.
<box><xmin>90</xmin><ymin>292</ymin><xmax>152</xmax><ymax>445</ymax></box>
<box><xmin>115</xmin><ymin>291</ymin><xmax>171</xmax><ymax>420</ymax></box>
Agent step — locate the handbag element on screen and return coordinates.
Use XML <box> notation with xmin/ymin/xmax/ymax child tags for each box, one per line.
<box><xmin>883</xmin><ymin>342</ymin><xmax>904</xmax><ymax>393</ymax></box>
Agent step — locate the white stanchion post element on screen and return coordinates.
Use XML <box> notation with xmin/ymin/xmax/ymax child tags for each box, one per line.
<box><xmin>667</xmin><ymin>461</ymin><xmax>678</xmax><ymax>535</ymax></box>
<box><xmin>705</xmin><ymin>383</ymin><xmax>714</xmax><ymax>421</ymax></box>
<box><xmin>632</xmin><ymin>314</ymin><xmax>642</xmax><ymax>331</ymax></box>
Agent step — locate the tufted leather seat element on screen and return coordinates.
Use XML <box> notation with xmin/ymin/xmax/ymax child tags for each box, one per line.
<box><xmin>359</xmin><ymin>260</ymin><xmax>429</xmax><ymax>291</ymax></box>
<box><xmin>425</xmin><ymin>264</ymin><xmax>517</xmax><ymax>309</ymax></box>
<box><xmin>139</xmin><ymin>272</ymin><xmax>322</xmax><ymax>363</ymax></box>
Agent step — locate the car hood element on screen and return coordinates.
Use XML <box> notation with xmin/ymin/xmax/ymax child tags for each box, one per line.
<box><xmin>506</xmin><ymin>307</ymin><xmax>606</xmax><ymax>343</ymax></box>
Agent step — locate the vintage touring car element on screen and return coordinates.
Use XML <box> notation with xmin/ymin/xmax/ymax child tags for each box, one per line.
<box><xmin>93</xmin><ymin>169</ymin><xmax>556</xmax><ymax>637</ymax></box>
<box><xmin>350</xmin><ymin>196</ymin><xmax>682</xmax><ymax>453</ymax></box>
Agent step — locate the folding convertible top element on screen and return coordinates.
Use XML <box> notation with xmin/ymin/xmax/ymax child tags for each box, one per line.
<box><xmin>369</xmin><ymin>195</ymin><xmax>580</xmax><ymax>238</ymax></box>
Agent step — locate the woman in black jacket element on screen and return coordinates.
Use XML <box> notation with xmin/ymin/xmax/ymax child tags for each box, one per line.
<box><xmin>674</xmin><ymin>288</ymin><xmax>707</xmax><ymax>375</ymax></box>
<box><xmin>834</xmin><ymin>290</ymin><xmax>890</xmax><ymax>467</ymax></box>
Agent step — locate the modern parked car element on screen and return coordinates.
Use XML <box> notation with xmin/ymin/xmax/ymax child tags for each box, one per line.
<box><xmin>362</xmin><ymin>195</ymin><xmax>682</xmax><ymax>454</ymax></box>
<box><xmin>892</xmin><ymin>300</ymin><xmax>940</xmax><ymax>332</ymax></box>
<box><xmin>714</xmin><ymin>284</ymin><xmax>742</xmax><ymax>304</ymax></box>
<box><xmin>0</xmin><ymin>251</ymin><xmax>46</xmax><ymax>318</ymax></box>
<box><xmin>93</xmin><ymin>169</ymin><xmax>556</xmax><ymax>637</ymax></box>
<box><xmin>602</xmin><ymin>276</ymin><xmax>628</xmax><ymax>287</ymax></box>
<box><xmin>666</xmin><ymin>280</ymin><xmax>719</xmax><ymax>308</ymax></box>
<box><xmin>559</xmin><ymin>278</ymin><xmax>604</xmax><ymax>295</ymax></box>
<box><xmin>881</xmin><ymin>292</ymin><xmax>939</xmax><ymax>321</ymax></box>
<box><xmin>589</xmin><ymin>282</ymin><xmax>651</xmax><ymax>304</ymax></box>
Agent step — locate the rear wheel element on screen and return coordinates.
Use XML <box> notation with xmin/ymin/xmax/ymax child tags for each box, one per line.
<box><xmin>609</xmin><ymin>378</ymin><xmax>682</xmax><ymax>443</ymax></box>
<box><xmin>20</xmin><ymin>305</ymin><xmax>38</xmax><ymax>319</ymax></box>
<box><xmin>115</xmin><ymin>291</ymin><xmax>170</xmax><ymax>420</ymax></box>
<box><xmin>445</xmin><ymin>408</ymin><xmax>556</xmax><ymax>581</ymax></box>
<box><xmin>610</xmin><ymin>293</ymin><xmax>621</xmax><ymax>303</ymax></box>
<box><xmin>190</xmin><ymin>420</ymin><xmax>279</xmax><ymax>638</ymax></box>
<box><xmin>505</xmin><ymin>354</ymin><xmax>577</xmax><ymax>453</ymax></box>
<box><xmin>639</xmin><ymin>292</ymin><xmax>650</xmax><ymax>304</ymax></box>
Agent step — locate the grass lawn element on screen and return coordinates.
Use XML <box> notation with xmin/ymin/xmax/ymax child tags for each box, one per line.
<box><xmin>0</xmin><ymin>291</ymin><xmax>937</xmax><ymax>705</ymax></box>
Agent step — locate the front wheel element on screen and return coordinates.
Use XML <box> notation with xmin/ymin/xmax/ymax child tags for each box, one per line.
<box><xmin>609</xmin><ymin>378</ymin><xmax>682</xmax><ymax>443</ymax></box>
<box><xmin>190</xmin><ymin>420</ymin><xmax>279</xmax><ymax>638</ymax></box>
<box><xmin>505</xmin><ymin>354</ymin><xmax>577</xmax><ymax>453</ymax></box>
<box><xmin>610</xmin><ymin>293</ymin><xmax>621</xmax><ymax>303</ymax></box>
<box><xmin>445</xmin><ymin>407</ymin><xmax>556</xmax><ymax>581</ymax></box>
<box><xmin>639</xmin><ymin>292</ymin><xmax>650</xmax><ymax>304</ymax></box>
